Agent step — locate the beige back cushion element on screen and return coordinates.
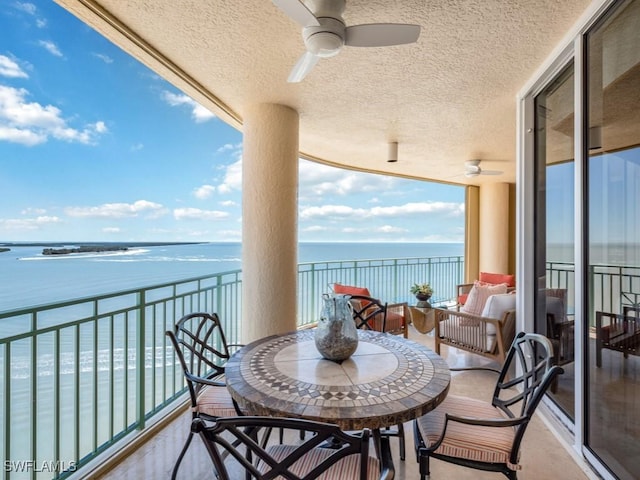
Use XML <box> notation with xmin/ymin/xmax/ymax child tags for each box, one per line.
<box><xmin>461</xmin><ymin>281</ymin><xmax>508</xmax><ymax>316</ymax></box>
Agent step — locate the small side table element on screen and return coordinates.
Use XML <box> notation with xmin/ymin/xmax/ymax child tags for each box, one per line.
<box><xmin>409</xmin><ymin>303</ymin><xmax>436</xmax><ymax>334</ymax></box>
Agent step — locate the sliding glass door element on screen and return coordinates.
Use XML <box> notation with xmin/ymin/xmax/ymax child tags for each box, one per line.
<box><xmin>585</xmin><ymin>1</ymin><xmax>640</xmax><ymax>478</ymax></box>
<box><xmin>534</xmin><ymin>64</ymin><xmax>575</xmax><ymax>418</ymax></box>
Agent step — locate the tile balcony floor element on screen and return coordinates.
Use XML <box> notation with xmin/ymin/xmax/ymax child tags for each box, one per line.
<box><xmin>94</xmin><ymin>327</ymin><xmax>595</xmax><ymax>480</ymax></box>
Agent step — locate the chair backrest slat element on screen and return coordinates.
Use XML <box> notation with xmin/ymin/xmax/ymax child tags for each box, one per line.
<box><xmin>348</xmin><ymin>294</ymin><xmax>388</xmax><ymax>332</ymax></box>
<box><xmin>490</xmin><ymin>332</ymin><xmax>563</xmax><ymax>463</ymax></box>
<box><xmin>193</xmin><ymin>416</ymin><xmax>372</xmax><ymax>480</ymax></box>
<box><xmin>166</xmin><ymin>312</ymin><xmax>232</xmax><ymax>401</ymax></box>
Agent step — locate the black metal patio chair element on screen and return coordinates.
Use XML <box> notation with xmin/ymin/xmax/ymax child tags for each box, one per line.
<box><xmin>165</xmin><ymin>312</ymin><xmax>244</xmax><ymax>480</ymax></box>
<box><xmin>413</xmin><ymin>332</ymin><xmax>563</xmax><ymax>480</ymax></box>
<box><xmin>192</xmin><ymin>415</ymin><xmax>395</xmax><ymax>480</ymax></box>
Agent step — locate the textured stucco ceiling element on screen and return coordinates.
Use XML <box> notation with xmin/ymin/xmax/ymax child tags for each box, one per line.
<box><xmin>55</xmin><ymin>0</ymin><xmax>592</xmax><ymax>185</ymax></box>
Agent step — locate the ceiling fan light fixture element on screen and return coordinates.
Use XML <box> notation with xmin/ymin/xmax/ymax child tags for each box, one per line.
<box><xmin>303</xmin><ymin>18</ymin><xmax>345</xmax><ymax>57</ymax></box>
<box><xmin>304</xmin><ymin>30</ymin><xmax>344</xmax><ymax>56</ymax></box>
<box><xmin>387</xmin><ymin>142</ymin><xmax>398</xmax><ymax>162</ymax></box>
<box><xmin>274</xmin><ymin>0</ymin><xmax>421</xmax><ymax>83</ymax></box>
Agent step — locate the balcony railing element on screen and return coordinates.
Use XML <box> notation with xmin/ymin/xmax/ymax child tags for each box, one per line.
<box><xmin>2</xmin><ymin>255</ymin><xmax>637</xmax><ymax>479</ymax></box>
<box><xmin>547</xmin><ymin>261</ymin><xmax>640</xmax><ymax>324</ymax></box>
<box><xmin>0</xmin><ymin>255</ymin><xmax>462</xmax><ymax>480</ymax></box>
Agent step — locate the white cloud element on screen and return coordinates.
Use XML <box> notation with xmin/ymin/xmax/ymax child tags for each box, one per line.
<box><xmin>0</xmin><ymin>55</ymin><xmax>28</xmax><ymax>78</ymax></box>
<box><xmin>15</xmin><ymin>2</ymin><xmax>36</xmax><ymax>15</ymax></box>
<box><xmin>93</xmin><ymin>53</ymin><xmax>113</xmax><ymax>64</ymax></box>
<box><xmin>20</xmin><ymin>207</ymin><xmax>46</xmax><ymax>215</ymax></box>
<box><xmin>0</xmin><ymin>126</ymin><xmax>45</xmax><ymax>145</ymax></box>
<box><xmin>217</xmin><ymin>159</ymin><xmax>242</xmax><ymax>193</ymax></box>
<box><xmin>300</xmin><ymin>205</ymin><xmax>364</xmax><ymax>220</ymax></box>
<box><xmin>193</xmin><ymin>184</ymin><xmax>215</xmax><ymax>199</ymax></box>
<box><xmin>130</xmin><ymin>143</ymin><xmax>144</xmax><ymax>152</ymax></box>
<box><xmin>161</xmin><ymin>91</ymin><xmax>215</xmax><ymax>123</ymax></box>
<box><xmin>219</xmin><ymin>200</ymin><xmax>237</xmax><ymax>207</ymax></box>
<box><xmin>376</xmin><ymin>225</ymin><xmax>408</xmax><ymax>234</ymax></box>
<box><xmin>302</xmin><ymin>225</ymin><xmax>329</xmax><ymax>232</ymax></box>
<box><xmin>0</xmin><ymin>215</ymin><xmax>61</xmax><ymax>231</ymax></box>
<box><xmin>173</xmin><ymin>207</ymin><xmax>229</xmax><ymax>220</ymax></box>
<box><xmin>299</xmin><ymin>160</ymin><xmax>397</xmax><ymax>198</ymax></box>
<box><xmin>0</xmin><ymin>85</ymin><xmax>107</xmax><ymax>146</ymax></box>
<box><xmin>102</xmin><ymin>227</ymin><xmax>121</xmax><ymax>233</ymax></box>
<box><xmin>13</xmin><ymin>3</ymin><xmax>46</xmax><ymax>28</ymax></box>
<box><xmin>216</xmin><ymin>142</ymin><xmax>241</xmax><ymax>153</ymax></box>
<box><xmin>65</xmin><ymin>200</ymin><xmax>165</xmax><ymax>219</ymax></box>
<box><xmin>38</xmin><ymin>40</ymin><xmax>63</xmax><ymax>57</ymax></box>
<box><xmin>369</xmin><ymin>202</ymin><xmax>464</xmax><ymax>217</ymax></box>
<box><xmin>299</xmin><ymin>201</ymin><xmax>463</xmax><ymax>220</ymax></box>
<box><xmin>216</xmin><ymin>229</ymin><xmax>241</xmax><ymax>240</ymax></box>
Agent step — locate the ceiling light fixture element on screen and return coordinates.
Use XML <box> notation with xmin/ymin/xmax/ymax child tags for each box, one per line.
<box><xmin>387</xmin><ymin>142</ymin><xmax>398</xmax><ymax>163</ymax></box>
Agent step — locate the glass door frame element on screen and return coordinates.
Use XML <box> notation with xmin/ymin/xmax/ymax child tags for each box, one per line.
<box><xmin>517</xmin><ymin>2</ymin><xmax>620</xmax><ymax>479</ymax></box>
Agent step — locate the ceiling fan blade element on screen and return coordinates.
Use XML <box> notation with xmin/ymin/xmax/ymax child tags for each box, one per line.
<box><xmin>288</xmin><ymin>51</ymin><xmax>320</xmax><ymax>83</ymax></box>
<box><xmin>272</xmin><ymin>0</ymin><xmax>320</xmax><ymax>27</ymax></box>
<box><xmin>345</xmin><ymin>23</ymin><xmax>421</xmax><ymax>47</ymax></box>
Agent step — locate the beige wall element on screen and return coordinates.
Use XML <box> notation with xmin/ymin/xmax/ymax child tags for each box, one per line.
<box><xmin>465</xmin><ymin>183</ymin><xmax>516</xmax><ymax>282</ymax></box>
<box><xmin>464</xmin><ymin>186</ymin><xmax>480</xmax><ymax>282</ymax></box>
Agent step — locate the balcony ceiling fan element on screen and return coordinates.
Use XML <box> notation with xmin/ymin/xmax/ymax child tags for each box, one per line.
<box><xmin>464</xmin><ymin>159</ymin><xmax>503</xmax><ymax>178</ymax></box>
<box><xmin>272</xmin><ymin>0</ymin><xmax>421</xmax><ymax>82</ymax></box>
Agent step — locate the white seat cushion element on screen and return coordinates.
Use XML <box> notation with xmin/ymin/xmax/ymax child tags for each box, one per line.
<box><xmin>481</xmin><ymin>294</ymin><xmax>516</xmax><ymax>335</ymax></box>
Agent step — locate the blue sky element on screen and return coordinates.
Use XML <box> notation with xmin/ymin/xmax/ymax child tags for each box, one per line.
<box><xmin>0</xmin><ymin>1</ymin><xmax>465</xmax><ymax>243</ymax></box>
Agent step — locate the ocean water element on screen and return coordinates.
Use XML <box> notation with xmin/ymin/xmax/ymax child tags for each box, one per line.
<box><xmin>0</xmin><ymin>241</ymin><xmax>464</xmax><ymax>470</ymax></box>
<box><xmin>0</xmin><ymin>242</ymin><xmax>463</xmax><ymax>312</ymax></box>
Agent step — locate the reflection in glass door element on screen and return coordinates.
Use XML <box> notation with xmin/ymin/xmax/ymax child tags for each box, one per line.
<box><xmin>585</xmin><ymin>1</ymin><xmax>640</xmax><ymax>479</ymax></box>
<box><xmin>534</xmin><ymin>64</ymin><xmax>575</xmax><ymax>419</ymax></box>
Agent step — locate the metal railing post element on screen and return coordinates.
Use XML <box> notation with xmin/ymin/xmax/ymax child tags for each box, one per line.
<box><xmin>136</xmin><ymin>289</ymin><xmax>146</xmax><ymax>431</ymax></box>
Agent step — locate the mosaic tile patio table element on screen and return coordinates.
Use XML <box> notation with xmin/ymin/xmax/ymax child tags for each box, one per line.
<box><xmin>225</xmin><ymin>329</ymin><xmax>450</xmax><ymax>431</ymax></box>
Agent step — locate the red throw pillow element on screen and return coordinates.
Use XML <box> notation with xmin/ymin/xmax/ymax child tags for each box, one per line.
<box><xmin>333</xmin><ymin>283</ymin><xmax>371</xmax><ymax>297</ymax></box>
<box><xmin>457</xmin><ymin>293</ymin><xmax>469</xmax><ymax>305</ymax></box>
<box><xmin>479</xmin><ymin>272</ymin><xmax>516</xmax><ymax>288</ymax></box>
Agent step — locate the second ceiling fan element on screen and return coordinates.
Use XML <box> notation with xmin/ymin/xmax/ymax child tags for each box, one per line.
<box><xmin>272</xmin><ymin>0</ymin><xmax>421</xmax><ymax>82</ymax></box>
<box><xmin>464</xmin><ymin>159</ymin><xmax>503</xmax><ymax>178</ymax></box>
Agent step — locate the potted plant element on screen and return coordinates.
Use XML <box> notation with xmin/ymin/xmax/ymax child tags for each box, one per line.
<box><xmin>410</xmin><ymin>282</ymin><xmax>433</xmax><ymax>301</ymax></box>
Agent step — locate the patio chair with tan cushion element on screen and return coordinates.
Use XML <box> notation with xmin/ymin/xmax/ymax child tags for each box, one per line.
<box><xmin>414</xmin><ymin>332</ymin><xmax>563</xmax><ymax>480</ymax></box>
<box><xmin>193</xmin><ymin>416</ymin><xmax>394</xmax><ymax>480</ymax></box>
<box><xmin>165</xmin><ymin>312</ymin><xmax>244</xmax><ymax>480</ymax></box>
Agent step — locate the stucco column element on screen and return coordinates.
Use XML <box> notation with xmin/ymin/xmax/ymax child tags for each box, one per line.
<box><xmin>479</xmin><ymin>183</ymin><xmax>511</xmax><ymax>274</ymax></box>
<box><xmin>242</xmin><ymin>104</ymin><xmax>299</xmax><ymax>342</ymax></box>
<box><xmin>464</xmin><ymin>186</ymin><xmax>480</xmax><ymax>282</ymax></box>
